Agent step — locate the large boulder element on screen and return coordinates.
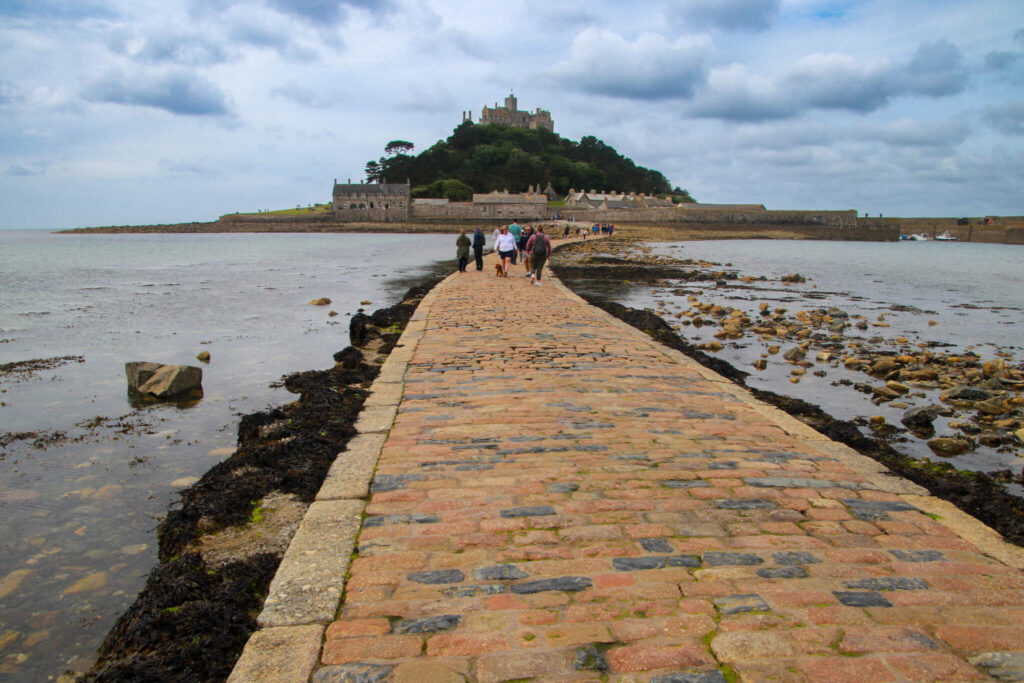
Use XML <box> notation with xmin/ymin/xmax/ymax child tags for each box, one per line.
<box><xmin>125</xmin><ymin>361</ymin><xmax>162</xmax><ymax>390</ymax></box>
<box><xmin>126</xmin><ymin>362</ymin><xmax>203</xmax><ymax>399</ymax></box>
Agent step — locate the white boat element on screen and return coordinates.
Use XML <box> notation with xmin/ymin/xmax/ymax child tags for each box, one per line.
<box><xmin>908</xmin><ymin>233</ymin><xmax>929</xmax><ymax>241</ymax></box>
<box><xmin>934</xmin><ymin>231</ymin><xmax>959</xmax><ymax>241</ymax></box>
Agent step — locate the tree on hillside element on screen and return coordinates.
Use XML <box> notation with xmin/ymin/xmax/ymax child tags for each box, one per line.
<box><xmin>364</xmin><ymin>160</ymin><xmax>382</xmax><ymax>183</ymax></box>
<box><xmin>672</xmin><ymin>187</ymin><xmax>696</xmax><ymax>204</ymax></box>
<box><xmin>384</xmin><ymin>140</ymin><xmax>414</xmax><ymax>156</ymax></box>
<box><xmin>411</xmin><ymin>178</ymin><xmax>474</xmax><ymax>202</ymax></box>
<box><xmin>365</xmin><ymin>123</ymin><xmax>679</xmax><ymax>198</ymax></box>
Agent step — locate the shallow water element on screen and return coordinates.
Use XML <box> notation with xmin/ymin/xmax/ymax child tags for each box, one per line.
<box><xmin>0</xmin><ymin>230</ymin><xmax>457</xmax><ymax>680</ymax></box>
<box><xmin>565</xmin><ymin>239</ymin><xmax>1024</xmax><ymax>480</ymax></box>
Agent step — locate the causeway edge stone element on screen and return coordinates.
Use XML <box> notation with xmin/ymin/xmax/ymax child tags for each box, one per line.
<box><xmin>226</xmin><ymin>624</ymin><xmax>324</xmax><ymax>683</ymax></box>
<box><xmin>230</xmin><ymin>271</ymin><xmax>451</xmax><ymax>679</ymax></box>
<box><xmin>257</xmin><ymin>499</ymin><xmax>364</xmax><ymax>627</ymax></box>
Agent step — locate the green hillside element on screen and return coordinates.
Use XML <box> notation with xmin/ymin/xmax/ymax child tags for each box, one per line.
<box><xmin>365</xmin><ymin>122</ymin><xmax>694</xmax><ymax>203</ymax></box>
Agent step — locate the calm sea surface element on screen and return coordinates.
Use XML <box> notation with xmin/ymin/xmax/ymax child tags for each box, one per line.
<box><xmin>569</xmin><ymin>238</ymin><xmax>1024</xmax><ymax>476</ymax></box>
<box><xmin>0</xmin><ymin>230</ymin><xmax>457</xmax><ymax>680</ymax></box>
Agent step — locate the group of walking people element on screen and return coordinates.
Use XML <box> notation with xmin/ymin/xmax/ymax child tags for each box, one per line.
<box><xmin>455</xmin><ymin>221</ymin><xmax>554</xmax><ymax>285</ymax></box>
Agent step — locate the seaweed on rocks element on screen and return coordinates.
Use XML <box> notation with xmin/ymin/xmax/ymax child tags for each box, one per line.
<box><xmin>155</xmin><ymin>371</ymin><xmax>371</xmax><ymax>561</ymax></box>
<box><xmin>580</xmin><ymin>295</ymin><xmax>1024</xmax><ymax>547</ymax></box>
<box><xmin>80</xmin><ymin>275</ymin><xmax>445</xmax><ymax>682</ymax></box>
<box><xmin>80</xmin><ymin>553</ymin><xmax>277</xmax><ymax>682</ymax></box>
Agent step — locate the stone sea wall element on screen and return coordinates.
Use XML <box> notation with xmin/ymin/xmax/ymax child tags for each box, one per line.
<box><xmin>60</xmin><ymin>211</ymin><xmax>1024</xmax><ymax>244</ymax></box>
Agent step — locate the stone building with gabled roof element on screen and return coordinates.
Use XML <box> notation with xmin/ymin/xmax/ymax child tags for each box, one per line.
<box><xmin>332</xmin><ymin>180</ymin><xmax>411</xmax><ymax>221</ymax></box>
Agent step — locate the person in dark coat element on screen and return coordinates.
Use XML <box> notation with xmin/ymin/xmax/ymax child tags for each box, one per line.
<box><xmin>472</xmin><ymin>227</ymin><xmax>485</xmax><ymax>271</ymax></box>
<box><xmin>456</xmin><ymin>229</ymin><xmax>470</xmax><ymax>273</ymax></box>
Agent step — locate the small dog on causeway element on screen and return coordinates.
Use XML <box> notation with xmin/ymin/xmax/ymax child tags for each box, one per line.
<box><xmin>494</xmin><ymin>262</ymin><xmax>505</xmax><ymax>277</ymax></box>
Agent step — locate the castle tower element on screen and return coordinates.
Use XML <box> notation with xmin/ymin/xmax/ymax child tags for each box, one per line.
<box><xmin>504</xmin><ymin>92</ymin><xmax>517</xmax><ymax>112</ymax></box>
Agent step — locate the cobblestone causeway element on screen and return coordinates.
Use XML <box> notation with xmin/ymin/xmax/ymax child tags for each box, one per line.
<box><xmin>232</xmin><ymin>245</ymin><xmax>1024</xmax><ymax>682</ymax></box>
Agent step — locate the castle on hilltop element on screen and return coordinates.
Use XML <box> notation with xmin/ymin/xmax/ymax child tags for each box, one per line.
<box><xmin>462</xmin><ymin>93</ymin><xmax>554</xmax><ymax>132</ymax></box>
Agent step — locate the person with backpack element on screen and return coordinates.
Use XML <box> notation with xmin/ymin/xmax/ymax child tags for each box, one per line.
<box><xmin>471</xmin><ymin>227</ymin><xmax>485</xmax><ymax>271</ymax></box>
<box><xmin>520</xmin><ymin>225</ymin><xmax>534</xmax><ymax>277</ymax></box>
<box><xmin>525</xmin><ymin>226</ymin><xmax>553</xmax><ymax>286</ymax></box>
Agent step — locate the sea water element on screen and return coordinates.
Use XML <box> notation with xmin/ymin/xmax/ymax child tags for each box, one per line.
<box><xmin>0</xmin><ymin>230</ymin><xmax>457</xmax><ymax>680</ymax></box>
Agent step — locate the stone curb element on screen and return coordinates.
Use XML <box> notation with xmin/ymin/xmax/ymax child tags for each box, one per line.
<box><xmin>229</xmin><ymin>272</ymin><xmax>454</xmax><ymax>682</ymax></box>
<box><xmin>226</xmin><ymin>623</ymin><xmax>324</xmax><ymax>683</ymax></box>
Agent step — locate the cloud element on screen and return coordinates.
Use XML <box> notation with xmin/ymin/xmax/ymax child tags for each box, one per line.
<box><xmin>690</xmin><ymin>39</ymin><xmax>971</xmax><ymax>121</ymax></box>
<box><xmin>265</xmin><ymin>0</ymin><xmax>392</xmax><ymax>24</ymax></box>
<box><xmin>674</xmin><ymin>0</ymin><xmax>781</xmax><ymax>32</ymax></box>
<box><xmin>690</xmin><ymin>64</ymin><xmax>795</xmax><ymax>120</ymax></box>
<box><xmin>108</xmin><ymin>30</ymin><xmax>230</xmax><ymax>66</ymax></box>
<box><xmin>984</xmin><ymin>101</ymin><xmax>1024</xmax><ymax>135</ymax></box>
<box><xmin>5</xmin><ymin>164</ymin><xmax>41</xmax><ymax>176</ymax></box>
<box><xmin>902</xmin><ymin>39</ymin><xmax>967</xmax><ymax>97</ymax></box>
<box><xmin>867</xmin><ymin>117</ymin><xmax>971</xmax><ymax>147</ymax></box>
<box><xmin>785</xmin><ymin>53</ymin><xmax>894</xmax><ymax>112</ymax></box>
<box><xmin>0</xmin><ymin>80</ymin><xmax>23</xmax><ymax>105</ymax></box>
<box><xmin>394</xmin><ymin>84</ymin><xmax>456</xmax><ymax>113</ymax></box>
<box><xmin>270</xmin><ymin>81</ymin><xmax>340</xmax><ymax>109</ymax></box>
<box><xmin>84</xmin><ymin>70</ymin><xmax>230</xmax><ymax>116</ymax></box>
<box><xmin>228</xmin><ymin>17</ymin><xmax>321</xmax><ymax>60</ymax></box>
<box><xmin>984</xmin><ymin>50</ymin><xmax>1020</xmax><ymax>71</ymax></box>
<box><xmin>550</xmin><ymin>29</ymin><xmax>712</xmax><ymax>100</ymax></box>
<box><xmin>0</xmin><ymin>0</ymin><xmax>114</xmax><ymax>19</ymax></box>
<box><xmin>158</xmin><ymin>158</ymin><xmax>212</xmax><ymax>174</ymax></box>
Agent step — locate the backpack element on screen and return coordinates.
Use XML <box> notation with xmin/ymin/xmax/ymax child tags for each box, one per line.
<box><xmin>532</xmin><ymin>234</ymin><xmax>548</xmax><ymax>257</ymax></box>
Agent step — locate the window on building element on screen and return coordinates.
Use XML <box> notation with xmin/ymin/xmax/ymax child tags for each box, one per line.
<box><xmin>350</xmin><ymin>203</ymin><xmax>357</xmax><ymax>209</ymax></box>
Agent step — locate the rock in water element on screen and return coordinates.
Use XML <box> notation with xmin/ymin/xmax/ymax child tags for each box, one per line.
<box><xmin>901</xmin><ymin>405</ymin><xmax>939</xmax><ymax>428</ymax></box>
<box><xmin>125</xmin><ymin>361</ymin><xmax>162</xmax><ymax>390</ymax></box>
<box><xmin>782</xmin><ymin>347</ymin><xmax>806</xmax><ymax>361</ymax></box>
<box><xmin>927</xmin><ymin>437</ymin><xmax>973</xmax><ymax>457</ymax></box>
<box><xmin>308</xmin><ymin>297</ymin><xmax>332</xmax><ymax>306</ymax></box>
<box><xmin>126</xmin><ymin>362</ymin><xmax>203</xmax><ymax>399</ymax></box>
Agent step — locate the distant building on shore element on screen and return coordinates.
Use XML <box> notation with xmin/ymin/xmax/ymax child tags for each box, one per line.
<box><xmin>462</xmin><ymin>93</ymin><xmax>554</xmax><ymax>132</ymax></box>
<box><xmin>564</xmin><ymin>189</ymin><xmax>678</xmax><ymax>210</ymax></box>
<box><xmin>332</xmin><ymin>180</ymin><xmax>410</xmax><ymax>221</ymax></box>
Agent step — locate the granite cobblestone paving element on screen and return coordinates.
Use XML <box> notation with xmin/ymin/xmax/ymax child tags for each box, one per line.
<box><xmin>236</xmin><ymin>245</ymin><xmax>1024</xmax><ymax>682</ymax></box>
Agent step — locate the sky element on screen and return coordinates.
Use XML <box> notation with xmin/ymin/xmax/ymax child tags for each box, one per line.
<box><xmin>1</xmin><ymin>0</ymin><xmax>1022</xmax><ymax>230</ymax></box>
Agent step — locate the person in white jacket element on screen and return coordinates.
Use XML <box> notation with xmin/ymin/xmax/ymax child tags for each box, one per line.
<box><xmin>493</xmin><ymin>225</ymin><xmax>519</xmax><ymax>277</ymax></box>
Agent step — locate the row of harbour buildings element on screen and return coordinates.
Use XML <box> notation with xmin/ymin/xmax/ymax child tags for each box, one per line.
<box><xmin>330</xmin><ymin>181</ymin><xmax>858</xmax><ymax>227</ymax></box>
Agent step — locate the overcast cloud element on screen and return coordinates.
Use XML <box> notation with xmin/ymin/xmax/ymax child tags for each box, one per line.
<box><xmin>0</xmin><ymin>0</ymin><xmax>1022</xmax><ymax>229</ymax></box>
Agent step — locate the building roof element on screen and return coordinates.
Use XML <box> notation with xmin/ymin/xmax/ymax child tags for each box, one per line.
<box><xmin>333</xmin><ymin>182</ymin><xmax>410</xmax><ymax>197</ymax></box>
<box><xmin>472</xmin><ymin>192</ymin><xmax>548</xmax><ymax>205</ymax></box>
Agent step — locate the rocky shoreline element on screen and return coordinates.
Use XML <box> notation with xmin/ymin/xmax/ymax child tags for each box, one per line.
<box><xmin>77</xmin><ymin>275</ymin><xmax>445</xmax><ymax>681</ymax></box>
